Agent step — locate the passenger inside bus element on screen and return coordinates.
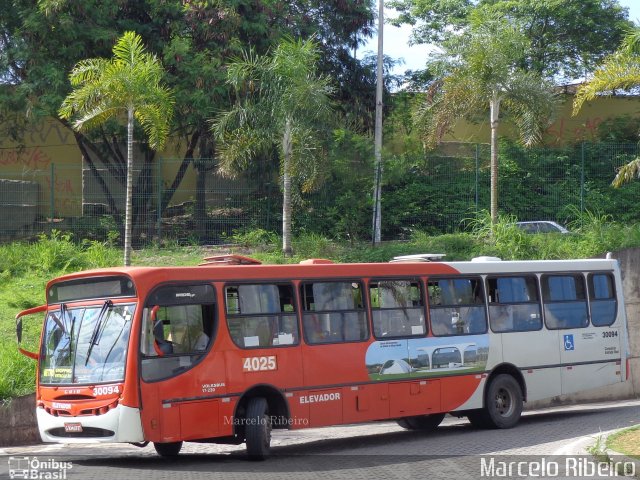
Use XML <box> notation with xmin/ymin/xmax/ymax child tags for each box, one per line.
<box><xmin>151</xmin><ymin>305</ymin><xmax>211</xmax><ymax>354</ymax></box>
<box><xmin>192</xmin><ymin>330</ymin><xmax>210</xmax><ymax>351</ymax></box>
<box><xmin>490</xmin><ymin>305</ymin><xmax>514</xmax><ymax>332</ymax></box>
<box><xmin>153</xmin><ymin>319</ymin><xmax>174</xmax><ymax>355</ymax></box>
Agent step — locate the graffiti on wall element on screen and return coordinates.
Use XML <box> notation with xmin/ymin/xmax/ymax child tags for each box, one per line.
<box><xmin>545</xmin><ymin>116</ymin><xmax>604</xmax><ymax>144</ymax></box>
<box><xmin>0</xmin><ymin>147</ymin><xmax>79</xmax><ymax>214</ymax></box>
<box><xmin>0</xmin><ymin>146</ymin><xmax>53</xmax><ymax>170</ymax></box>
<box><xmin>44</xmin><ymin>173</ymin><xmax>77</xmax><ymax>214</ymax></box>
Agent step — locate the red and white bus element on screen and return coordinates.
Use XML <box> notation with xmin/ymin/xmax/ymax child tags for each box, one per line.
<box><xmin>16</xmin><ymin>254</ymin><xmax>630</xmax><ymax>458</ymax></box>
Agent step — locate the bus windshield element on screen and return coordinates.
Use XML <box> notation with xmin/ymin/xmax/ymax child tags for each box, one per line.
<box><xmin>40</xmin><ymin>303</ymin><xmax>135</xmax><ymax>384</ymax></box>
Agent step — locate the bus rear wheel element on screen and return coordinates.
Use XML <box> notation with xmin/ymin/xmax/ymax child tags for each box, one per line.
<box><xmin>396</xmin><ymin>413</ymin><xmax>446</xmax><ymax>431</ymax></box>
<box><xmin>154</xmin><ymin>441</ymin><xmax>183</xmax><ymax>457</ymax></box>
<box><xmin>245</xmin><ymin>397</ymin><xmax>272</xmax><ymax>460</ymax></box>
<box><xmin>470</xmin><ymin>374</ymin><xmax>523</xmax><ymax>429</ymax></box>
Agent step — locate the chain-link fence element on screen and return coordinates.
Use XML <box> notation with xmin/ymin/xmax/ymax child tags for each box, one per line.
<box><xmin>376</xmin><ymin>141</ymin><xmax>640</xmax><ymax>238</ymax></box>
<box><xmin>1</xmin><ymin>142</ymin><xmax>639</xmax><ymax>244</ymax></box>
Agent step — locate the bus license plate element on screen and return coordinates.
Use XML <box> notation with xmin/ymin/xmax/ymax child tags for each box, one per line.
<box><xmin>64</xmin><ymin>423</ymin><xmax>83</xmax><ymax>433</ymax></box>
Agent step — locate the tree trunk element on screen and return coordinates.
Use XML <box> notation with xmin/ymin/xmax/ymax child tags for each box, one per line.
<box><xmin>124</xmin><ymin>108</ymin><xmax>134</xmax><ymax>266</ymax></box>
<box><xmin>490</xmin><ymin>95</ymin><xmax>500</xmax><ymax>226</ymax></box>
<box><xmin>282</xmin><ymin>119</ymin><xmax>293</xmax><ymax>256</ymax></box>
<box><xmin>194</xmin><ymin>135</ymin><xmax>215</xmax><ymax>243</ymax></box>
<box><xmin>371</xmin><ymin>0</ymin><xmax>384</xmax><ymax>245</ymax></box>
<box><xmin>73</xmin><ymin>131</ymin><xmax>121</xmax><ymax>220</ymax></box>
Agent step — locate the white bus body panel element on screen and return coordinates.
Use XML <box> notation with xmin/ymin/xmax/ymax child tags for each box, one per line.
<box><xmin>559</xmin><ymin>325</ymin><xmax>623</xmax><ymax>395</ymax></box>
<box><xmin>447</xmin><ymin>258</ymin><xmax>627</xmax><ymax>406</ymax></box>
<box><xmin>501</xmin><ymin>330</ymin><xmax>562</xmax><ymax>402</ymax></box>
<box><xmin>37</xmin><ymin>404</ymin><xmax>144</xmax><ymax>444</ymax></box>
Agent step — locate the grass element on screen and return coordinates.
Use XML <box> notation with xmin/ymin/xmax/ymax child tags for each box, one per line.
<box><xmin>2</xmin><ymin>215</ymin><xmax>640</xmax><ymax>400</ymax></box>
<box><xmin>607</xmin><ymin>425</ymin><xmax>640</xmax><ymax>458</ymax></box>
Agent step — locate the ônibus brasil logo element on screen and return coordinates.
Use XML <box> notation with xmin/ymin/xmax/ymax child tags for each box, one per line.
<box><xmin>8</xmin><ymin>456</ymin><xmax>72</xmax><ymax>479</ymax></box>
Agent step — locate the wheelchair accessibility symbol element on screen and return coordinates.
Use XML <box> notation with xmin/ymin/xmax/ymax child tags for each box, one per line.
<box><xmin>564</xmin><ymin>334</ymin><xmax>575</xmax><ymax>351</ymax></box>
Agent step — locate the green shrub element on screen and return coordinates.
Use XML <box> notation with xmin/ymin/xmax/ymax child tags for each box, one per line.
<box><xmin>231</xmin><ymin>229</ymin><xmax>279</xmax><ymax>249</ymax></box>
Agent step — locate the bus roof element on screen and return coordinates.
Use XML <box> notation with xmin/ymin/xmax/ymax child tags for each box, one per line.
<box><xmin>46</xmin><ymin>257</ymin><xmax>619</xmax><ymax>291</ymax></box>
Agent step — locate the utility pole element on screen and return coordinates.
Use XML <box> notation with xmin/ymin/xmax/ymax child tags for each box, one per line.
<box><xmin>372</xmin><ymin>0</ymin><xmax>384</xmax><ymax>245</ymax></box>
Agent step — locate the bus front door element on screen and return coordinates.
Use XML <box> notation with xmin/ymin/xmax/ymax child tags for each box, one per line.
<box><xmin>139</xmin><ymin>284</ymin><xmax>227</xmax><ymax>443</ymax></box>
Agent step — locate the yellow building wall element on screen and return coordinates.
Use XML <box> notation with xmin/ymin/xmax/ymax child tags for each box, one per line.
<box><xmin>0</xmin><ymin>121</ymin><xmax>82</xmax><ymax>217</ymax></box>
<box><xmin>444</xmin><ymin>95</ymin><xmax>640</xmax><ymax>146</ymax></box>
<box><xmin>0</xmin><ymin>119</ymin><xmax>199</xmax><ymax>217</ymax></box>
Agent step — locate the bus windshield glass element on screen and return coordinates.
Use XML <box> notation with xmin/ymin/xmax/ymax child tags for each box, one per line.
<box><xmin>40</xmin><ymin>303</ymin><xmax>135</xmax><ymax>384</ymax></box>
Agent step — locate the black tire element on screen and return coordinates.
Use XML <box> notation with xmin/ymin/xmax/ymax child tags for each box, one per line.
<box><xmin>396</xmin><ymin>413</ymin><xmax>446</xmax><ymax>431</ymax></box>
<box><xmin>245</xmin><ymin>397</ymin><xmax>272</xmax><ymax>460</ymax></box>
<box><xmin>396</xmin><ymin>418</ymin><xmax>412</xmax><ymax>429</ymax></box>
<box><xmin>472</xmin><ymin>374</ymin><xmax>523</xmax><ymax>429</ymax></box>
<box><xmin>154</xmin><ymin>441</ymin><xmax>183</xmax><ymax>457</ymax></box>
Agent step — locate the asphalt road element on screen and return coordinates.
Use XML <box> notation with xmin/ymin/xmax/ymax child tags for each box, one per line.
<box><xmin>1</xmin><ymin>400</ymin><xmax>638</xmax><ymax>479</ymax></box>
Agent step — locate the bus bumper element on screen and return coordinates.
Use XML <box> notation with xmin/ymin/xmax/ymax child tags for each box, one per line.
<box><xmin>37</xmin><ymin>404</ymin><xmax>144</xmax><ymax>443</ymax></box>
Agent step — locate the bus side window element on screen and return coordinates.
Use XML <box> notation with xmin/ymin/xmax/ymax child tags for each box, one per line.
<box><xmin>301</xmin><ymin>281</ymin><xmax>368</xmax><ymax>344</ymax></box>
<box><xmin>370</xmin><ymin>279</ymin><xmax>426</xmax><ymax>338</ymax></box>
<box><xmin>226</xmin><ymin>284</ymin><xmax>299</xmax><ymax>348</ymax></box>
<box><xmin>143</xmin><ymin>304</ymin><xmax>213</xmax><ymax>356</ymax></box>
<box><xmin>487</xmin><ymin>276</ymin><xmax>542</xmax><ymax>333</ymax></box>
<box><xmin>428</xmin><ymin>278</ymin><xmax>487</xmax><ymax>336</ymax></box>
<box><xmin>140</xmin><ymin>284</ymin><xmax>216</xmax><ymax>382</ymax></box>
<box><xmin>542</xmin><ymin>274</ymin><xmax>588</xmax><ymax>329</ymax></box>
<box><xmin>588</xmin><ymin>273</ymin><xmax>617</xmax><ymax>327</ymax></box>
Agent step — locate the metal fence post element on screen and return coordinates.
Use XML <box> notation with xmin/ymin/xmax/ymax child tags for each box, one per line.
<box><xmin>266</xmin><ymin>181</ymin><xmax>272</xmax><ymax>232</ymax></box>
<box><xmin>475</xmin><ymin>143</ymin><xmax>479</xmax><ymax>213</ymax></box>
<box><xmin>580</xmin><ymin>142</ymin><xmax>585</xmax><ymax>217</ymax></box>
<box><xmin>157</xmin><ymin>157</ymin><xmax>162</xmax><ymax>241</ymax></box>
<box><xmin>50</xmin><ymin>163</ymin><xmax>55</xmax><ymax>225</ymax></box>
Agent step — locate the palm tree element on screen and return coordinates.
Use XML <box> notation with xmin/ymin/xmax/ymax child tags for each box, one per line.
<box><xmin>414</xmin><ymin>17</ymin><xmax>556</xmax><ymax>225</ymax></box>
<box><xmin>59</xmin><ymin>31</ymin><xmax>174</xmax><ymax>266</ymax></box>
<box><xmin>574</xmin><ymin>26</ymin><xmax>640</xmax><ymax>187</ymax></box>
<box><xmin>212</xmin><ymin>37</ymin><xmax>333</xmax><ymax>256</ymax></box>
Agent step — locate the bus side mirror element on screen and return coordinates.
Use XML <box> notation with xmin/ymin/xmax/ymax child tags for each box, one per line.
<box><xmin>16</xmin><ymin>305</ymin><xmax>46</xmax><ymax>360</ymax></box>
<box><xmin>17</xmin><ymin>317</ymin><xmax>22</xmax><ymax>343</ymax></box>
<box><xmin>149</xmin><ymin>305</ymin><xmax>166</xmax><ymax>357</ymax></box>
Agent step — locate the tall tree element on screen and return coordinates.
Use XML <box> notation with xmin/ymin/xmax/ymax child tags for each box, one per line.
<box><xmin>2</xmin><ymin>1</ymin><xmax>376</xmax><ymax>243</ymax></box>
<box><xmin>271</xmin><ymin>0</ymin><xmax>375</xmax><ymax>129</ymax></box>
<box><xmin>213</xmin><ymin>37</ymin><xmax>333</xmax><ymax>255</ymax></box>
<box><xmin>389</xmin><ymin>0</ymin><xmax>632</xmax><ymax>79</ymax></box>
<box><xmin>414</xmin><ymin>16</ymin><xmax>556</xmax><ymax>224</ymax></box>
<box><xmin>574</xmin><ymin>26</ymin><xmax>640</xmax><ymax>187</ymax></box>
<box><xmin>59</xmin><ymin>31</ymin><xmax>174</xmax><ymax>265</ymax></box>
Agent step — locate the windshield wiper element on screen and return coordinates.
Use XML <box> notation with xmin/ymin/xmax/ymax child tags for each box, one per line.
<box><xmin>85</xmin><ymin>300</ymin><xmax>112</xmax><ymax>366</ymax></box>
<box><xmin>62</xmin><ymin>304</ymin><xmax>77</xmax><ymax>351</ymax></box>
<box><xmin>98</xmin><ymin>312</ymin><xmax>131</xmax><ymax>381</ymax></box>
<box><xmin>63</xmin><ymin>304</ymin><xmax>78</xmax><ymax>381</ymax></box>
<box><xmin>49</xmin><ymin>304</ymin><xmax>67</xmax><ymax>335</ymax></box>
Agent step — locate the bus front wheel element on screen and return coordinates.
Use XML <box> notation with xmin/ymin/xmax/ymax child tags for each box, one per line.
<box><xmin>245</xmin><ymin>397</ymin><xmax>272</xmax><ymax>460</ymax></box>
<box><xmin>470</xmin><ymin>374</ymin><xmax>523</xmax><ymax>429</ymax></box>
<box><xmin>396</xmin><ymin>413</ymin><xmax>445</xmax><ymax>430</ymax></box>
<box><xmin>154</xmin><ymin>441</ymin><xmax>183</xmax><ymax>457</ymax></box>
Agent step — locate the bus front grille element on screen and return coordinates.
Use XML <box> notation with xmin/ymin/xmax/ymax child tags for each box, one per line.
<box><xmin>47</xmin><ymin>427</ymin><xmax>114</xmax><ymax>438</ymax></box>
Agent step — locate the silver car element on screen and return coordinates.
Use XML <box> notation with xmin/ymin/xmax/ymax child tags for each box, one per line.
<box><xmin>516</xmin><ymin>221</ymin><xmax>569</xmax><ymax>234</ymax></box>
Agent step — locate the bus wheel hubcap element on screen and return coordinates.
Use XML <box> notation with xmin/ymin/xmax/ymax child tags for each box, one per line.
<box><xmin>495</xmin><ymin>388</ymin><xmax>513</xmax><ymax>416</ymax></box>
